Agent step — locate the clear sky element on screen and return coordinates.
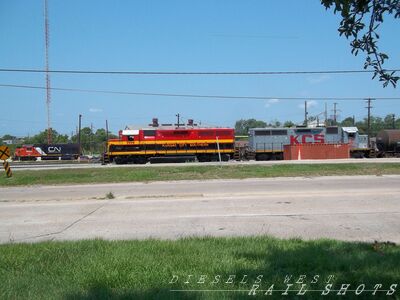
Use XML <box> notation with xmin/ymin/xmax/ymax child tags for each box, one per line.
<box><xmin>0</xmin><ymin>0</ymin><xmax>399</xmax><ymax>136</ymax></box>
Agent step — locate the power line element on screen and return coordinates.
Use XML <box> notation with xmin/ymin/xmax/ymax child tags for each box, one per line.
<box><xmin>0</xmin><ymin>83</ymin><xmax>399</xmax><ymax>101</ymax></box>
<box><xmin>0</xmin><ymin>68</ymin><xmax>399</xmax><ymax>76</ymax></box>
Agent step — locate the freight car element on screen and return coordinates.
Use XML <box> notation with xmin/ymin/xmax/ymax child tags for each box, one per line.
<box><xmin>247</xmin><ymin>126</ymin><xmax>370</xmax><ymax>160</ymax></box>
<box><xmin>376</xmin><ymin>129</ymin><xmax>400</xmax><ymax>157</ymax></box>
<box><xmin>105</xmin><ymin>119</ymin><xmax>235</xmax><ymax>164</ymax></box>
<box><xmin>14</xmin><ymin>143</ymin><xmax>81</xmax><ymax>161</ymax></box>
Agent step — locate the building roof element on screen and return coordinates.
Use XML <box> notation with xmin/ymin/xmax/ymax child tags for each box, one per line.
<box><xmin>342</xmin><ymin>127</ymin><xmax>358</xmax><ymax>133</ymax></box>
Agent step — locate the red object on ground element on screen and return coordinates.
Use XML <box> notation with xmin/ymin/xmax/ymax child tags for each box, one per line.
<box><xmin>283</xmin><ymin>143</ymin><xmax>350</xmax><ymax>160</ymax></box>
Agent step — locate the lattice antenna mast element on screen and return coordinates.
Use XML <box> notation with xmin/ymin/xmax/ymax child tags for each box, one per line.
<box><xmin>44</xmin><ymin>0</ymin><xmax>52</xmax><ymax>143</ymax></box>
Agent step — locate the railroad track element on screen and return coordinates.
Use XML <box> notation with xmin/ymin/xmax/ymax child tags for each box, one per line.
<box><xmin>9</xmin><ymin>161</ymin><xmax>101</xmax><ymax>169</ymax></box>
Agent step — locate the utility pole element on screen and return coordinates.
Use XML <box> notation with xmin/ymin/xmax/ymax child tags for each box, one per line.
<box><xmin>78</xmin><ymin>114</ymin><xmax>82</xmax><ymax>155</ymax></box>
<box><xmin>366</xmin><ymin>98</ymin><xmax>373</xmax><ymax>148</ymax></box>
<box><xmin>392</xmin><ymin>114</ymin><xmax>396</xmax><ymax>129</ymax></box>
<box><xmin>353</xmin><ymin>115</ymin><xmax>355</xmax><ymax>126</ymax></box>
<box><xmin>324</xmin><ymin>102</ymin><xmax>328</xmax><ymax>126</ymax></box>
<box><xmin>106</xmin><ymin>120</ymin><xmax>109</xmax><ymax>141</ymax></box>
<box><xmin>90</xmin><ymin>123</ymin><xmax>93</xmax><ymax>155</ymax></box>
<box><xmin>304</xmin><ymin>101</ymin><xmax>308</xmax><ymax>126</ymax></box>
<box><xmin>176</xmin><ymin>113</ymin><xmax>180</xmax><ymax>128</ymax></box>
<box><xmin>333</xmin><ymin>102</ymin><xmax>338</xmax><ymax>124</ymax></box>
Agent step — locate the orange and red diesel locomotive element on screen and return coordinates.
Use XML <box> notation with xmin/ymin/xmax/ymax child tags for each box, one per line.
<box><xmin>106</xmin><ymin>119</ymin><xmax>235</xmax><ymax>164</ymax></box>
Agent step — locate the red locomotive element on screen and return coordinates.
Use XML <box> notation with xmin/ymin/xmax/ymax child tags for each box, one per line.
<box><xmin>105</xmin><ymin>119</ymin><xmax>235</xmax><ymax>164</ymax></box>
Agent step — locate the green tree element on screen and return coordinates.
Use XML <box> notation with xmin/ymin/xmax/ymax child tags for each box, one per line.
<box><xmin>71</xmin><ymin>127</ymin><xmax>117</xmax><ymax>154</ymax></box>
<box><xmin>340</xmin><ymin>116</ymin><xmax>355</xmax><ymax>127</ymax></box>
<box><xmin>383</xmin><ymin>114</ymin><xmax>396</xmax><ymax>129</ymax></box>
<box><xmin>355</xmin><ymin>116</ymin><xmax>387</xmax><ymax>136</ymax></box>
<box><xmin>234</xmin><ymin>119</ymin><xmax>267</xmax><ymax>135</ymax></box>
<box><xmin>283</xmin><ymin>121</ymin><xmax>296</xmax><ymax>127</ymax></box>
<box><xmin>322</xmin><ymin>0</ymin><xmax>400</xmax><ymax>87</ymax></box>
<box><xmin>270</xmin><ymin>120</ymin><xmax>282</xmax><ymax>128</ymax></box>
<box><xmin>1</xmin><ymin>134</ymin><xmax>16</xmax><ymax>141</ymax></box>
<box><xmin>25</xmin><ymin>129</ymin><xmax>69</xmax><ymax>144</ymax></box>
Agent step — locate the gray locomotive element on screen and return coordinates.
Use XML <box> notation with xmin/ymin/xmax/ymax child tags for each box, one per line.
<box><xmin>248</xmin><ymin>126</ymin><xmax>370</xmax><ymax>160</ymax></box>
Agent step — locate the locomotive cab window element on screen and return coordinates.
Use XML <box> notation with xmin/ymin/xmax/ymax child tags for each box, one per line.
<box><xmin>127</xmin><ymin>135</ymin><xmax>134</xmax><ymax>141</ymax></box>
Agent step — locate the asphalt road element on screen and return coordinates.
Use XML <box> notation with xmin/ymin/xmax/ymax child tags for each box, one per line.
<box><xmin>0</xmin><ymin>175</ymin><xmax>399</xmax><ymax>244</ymax></box>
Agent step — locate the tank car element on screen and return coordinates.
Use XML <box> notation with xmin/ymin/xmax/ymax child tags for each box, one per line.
<box><xmin>376</xmin><ymin>129</ymin><xmax>400</xmax><ymax>157</ymax></box>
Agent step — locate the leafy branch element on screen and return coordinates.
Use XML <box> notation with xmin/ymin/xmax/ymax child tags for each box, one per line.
<box><xmin>321</xmin><ymin>0</ymin><xmax>400</xmax><ymax>87</ymax></box>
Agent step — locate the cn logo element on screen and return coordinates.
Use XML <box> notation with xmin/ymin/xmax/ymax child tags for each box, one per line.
<box><xmin>290</xmin><ymin>134</ymin><xmax>325</xmax><ymax>145</ymax></box>
<box><xmin>48</xmin><ymin>146</ymin><xmax>61</xmax><ymax>153</ymax></box>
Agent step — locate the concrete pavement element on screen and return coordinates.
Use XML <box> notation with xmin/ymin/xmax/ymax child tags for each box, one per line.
<box><xmin>0</xmin><ymin>175</ymin><xmax>399</xmax><ymax>244</ymax></box>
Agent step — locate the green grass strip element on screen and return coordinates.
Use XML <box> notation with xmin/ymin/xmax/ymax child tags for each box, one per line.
<box><xmin>0</xmin><ymin>237</ymin><xmax>399</xmax><ymax>299</ymax></box>
<box><xmin>0</xmin><ymin>163</ymin><xmax>400</xmax><ymax>187</ymax></box>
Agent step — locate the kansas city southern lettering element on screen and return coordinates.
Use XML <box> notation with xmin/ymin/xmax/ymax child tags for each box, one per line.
<box><xmin>162</xmin><ymin>144</ymin><xmax>177</xmax><ymax>148</ymax></box>
<box><xmin>290</xmin><ymin>134</ymin><xmax>325</xmax><ymax>145</ymax></box>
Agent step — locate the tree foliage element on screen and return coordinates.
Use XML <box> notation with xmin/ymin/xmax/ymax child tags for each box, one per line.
<box><xmin>321</xmin><ymin>0</ymin><xmax>400</xmax><ymax>87</ymax></box>
<box><xmin>283</xmin><ymin>121</ymin><xmax>296</xmax><ymax>127</ymax></box>
<box><xmin>25</xmin><ymin>129</ymin><xmax>69</xmax><ymax>144</ymax></box>
<box><xmin>234</xmin><ymin>114</ymin><xmax>398</xmax><ymax>137</ymax></box>
<box><xmin>341</xmin><ymin>113</ymin><xmax>398</xmax><ymax>135</ymax></box>
<box><xmin>235</xmin><ymin>119</ymin><xmax>267</xmax><ymax>135</ymax></box>
<box><xmin>71</xmin><ymin>127</ymin><xmax>117</xmax><ymax>154</ymax></box>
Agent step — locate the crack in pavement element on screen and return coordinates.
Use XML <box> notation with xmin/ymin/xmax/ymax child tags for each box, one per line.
<box><xmin>12</xmin><ymin>201</ymin><xmax>109</xmax><ymax>242</ymax></box>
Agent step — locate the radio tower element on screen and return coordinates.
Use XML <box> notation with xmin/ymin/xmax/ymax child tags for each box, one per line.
<box><xmin>44</xmin><ymin>0</ymin><xmax>52</xmax><ymax>143</ymax></box>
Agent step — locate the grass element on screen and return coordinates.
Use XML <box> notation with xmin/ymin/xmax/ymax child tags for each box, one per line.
<box><xmin>105</xmin><ymin>192</ymin><xmax>115</xmax><ymax>199</ymax></box>
<box><xmin>0</xmin><ymin>163</ymin><xmax>400</xmax><ymax>187</ymax></box>
<box><xmin>0</xmin><ymin>237</ymin><xmax>399</xmax><ymax>299</ymax></box>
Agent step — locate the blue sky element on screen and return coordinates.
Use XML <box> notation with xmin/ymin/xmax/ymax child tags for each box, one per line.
<box><xmin>0</xmin><ymin>0</ymin><xmax>399</xmax><ymax>136</ymax></box>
